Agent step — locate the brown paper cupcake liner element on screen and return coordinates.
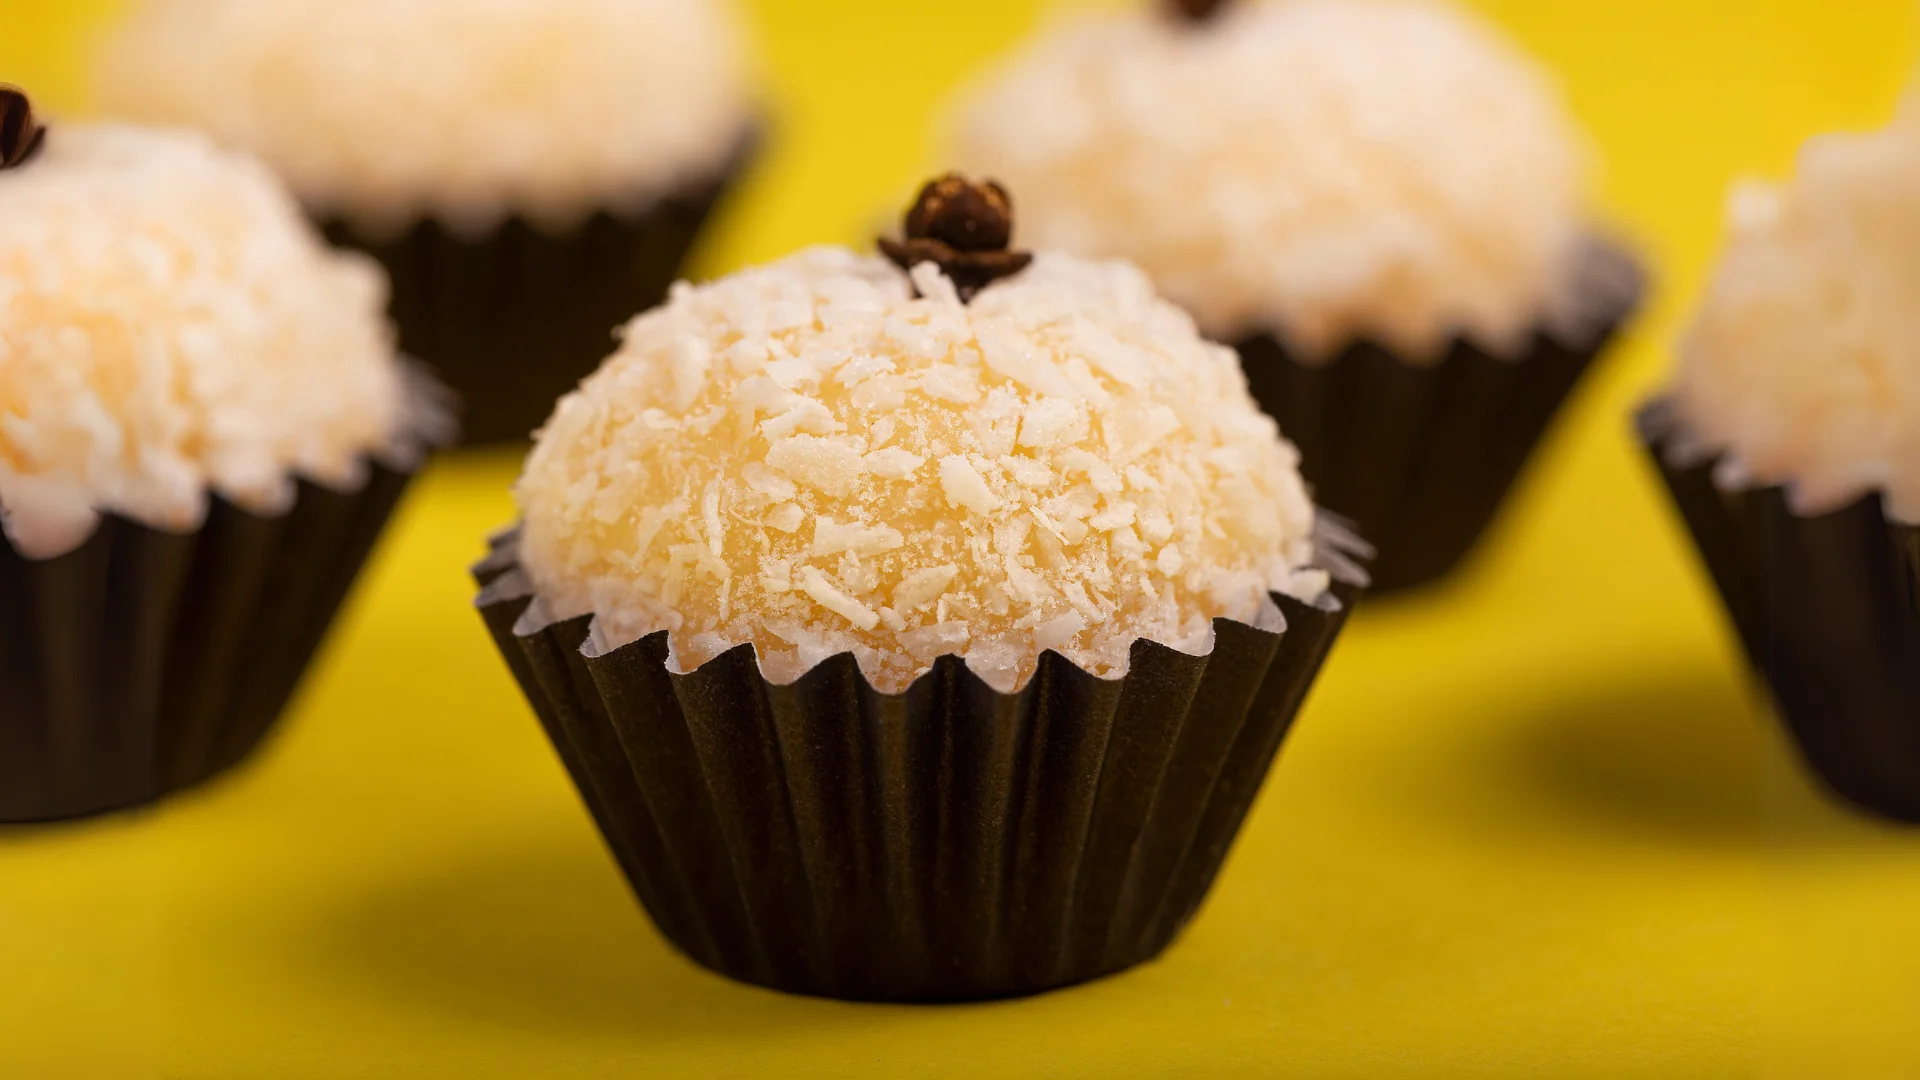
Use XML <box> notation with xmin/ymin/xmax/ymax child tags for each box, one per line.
<box><xmin>1900</xmin><ymin>528</ymin><xmax>1920</xmax><ymax>618</ymax></box>
<box><xmin>321</xmin><ymin>131</ymin><xmax>758</xmax><ymax>447</ymax></box>
<box><xmin>1237</xmin><ymin>237</ymin><xmax>1645</xmax><ymax>594</ymax></box>
<box><xmin>1638</xmin><ymin>399</ymin><xmax>1920</xmax><ymax>822</ymax></box>
<box><xmin>473</xmin><ymin>527</ymin><xmax>1362</xmax><ymax>1001</ymax></box>
<box><xmin>0</xmin><ymin>379</ymin><xmax>447</xmax><ymax>824</ymax></box>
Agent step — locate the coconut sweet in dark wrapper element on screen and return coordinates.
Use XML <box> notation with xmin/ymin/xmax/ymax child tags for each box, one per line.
<box><xmin>97</xmin><ymin>0</ymin><xmax>760</xmax><ymax>445</ymax></box>
<box><xmin>1641</xmin><ymin>107</ymin><xmax>1920</xmax><ymax>822</ymax></box>
<box><xmin>0</xmin><ymin>99</ymin><xmax>444</xmax><ymax>823</ymax></box>
<box><xmin>949</xmin><ymin>0</ymin><xmax>1644</xmax><ymax>592</ymax></box>
<box><xmin>477</xmin><ymin>177</ymin><xmax>1365</xmax><ymax>1000</ymax></box>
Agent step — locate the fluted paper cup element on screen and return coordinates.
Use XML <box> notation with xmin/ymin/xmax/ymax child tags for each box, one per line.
<box><xmin>321</xmin><ymin>130</ymin><xmax>759</xmax><ymax>446</ymax></box>
<box><xmin>1639</xmin><ymin>399</ymin><xmax>1920</xmax><ymax>822</ymax></box>
<box><xmin>1239</xmin><ymin>237</ymin><xmax>1645</xmax><ymax>593</ymax></box>
<box><xmin>474</xmin><ymin>524</ymin><xmax>1364</xmax><ymax>1001</ymax></box>
<box><xmin>0</xmin><ymin>377</ymin><xmax>448</xmax><ymax>823</ymax></box>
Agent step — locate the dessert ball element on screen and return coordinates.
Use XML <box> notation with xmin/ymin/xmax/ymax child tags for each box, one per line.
<box><xmin>0</xmin><ymin>123</ymin><xmax>407</xmax><ymax>558</ymax></box>
<box><xmin>516</xmin><ymin>247</ymin><xmax>1327</xmax><ymax>693</ymax></box>
<box><xmin>97</xmin><ymin>0</ymin><xmax>757</xmax><ymax>234</ymax></box>
<box><xmin>1674</xmin><ymin>100</ymin><xmax>1920</xmax><ymax>520</ymax></box>
<box><xmin>950</xmin><ymin>0</ymin><xmax>1592</xmax><ymax>360</ymax></box>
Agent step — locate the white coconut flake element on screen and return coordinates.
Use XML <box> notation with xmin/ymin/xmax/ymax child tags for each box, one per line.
<box><xmin>742</xmin><ymin>460</ymin><xmax>798</xmax><ymax>500</ymax></box>
<box><xmin>813</xmin><ymin>517</ymin><xmax>906</xmax><ymax>558</ymax></box>
<box><xmin>1034</xmin><ymin>611</ymin><xmax>1088</xmax><ymax>652</ymax></box>
<box><xmin>767</xmin><ymin>434</ymin><xmax>864</xmax><ymax>497</ymax></box>
<box><xmin>1019</xmin><ymin>397</ymin><xmax>1087</xmax><ymax>450</ymax></box>
<box><xmin>764</xmin><ymin>503</ymin><xmax>806</xmax><ymax>534</ymax></box>
<box><xmin>893</xmin><ymin>565</ymin><xmax>961</xmax><ymax>613</ymax></box>
<box><xmin>800</xmin><ymin>566</ymin><xmax>881</xmax><ymax>631</ymax></box>
<box><xmin>901</xmin><ymin>621</ymin><xmax>972</xmax><ymax>662</ymax></box>
<box><xmin>939</xmin><ymin>455</ymin><xmax>1004</xmax><ymax>517</ymax></box>
<box><xmin>863</xmin><ymin>447</ymin><xmax>926</xmax><ymax>480</ymax></box>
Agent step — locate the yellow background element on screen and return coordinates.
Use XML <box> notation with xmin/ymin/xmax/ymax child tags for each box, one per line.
<box><xmin>5</xmin><ymin>1</ymin><xmax>1920</xmax><ymax>1076</ymax></box>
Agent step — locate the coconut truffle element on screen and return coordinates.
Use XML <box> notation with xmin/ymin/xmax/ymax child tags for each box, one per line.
<box><xmin>1674</xmin><ymin>104</ymin><xmax>1920</xmax><ymax>521</ymax></box>
<box><xmin>949</xmin><ymin>0</ymin><xmax>1592</xmax><ymax>360</ymax></box>
<box><xmin>0</xmin><ymin>124</ymin><xmax>407</xmax><ymax>559</ymax></box>
<box><xmin>96</xmin><ymin>0</ymin><xmax>756</xmax><ymax>235</ymax></box>
<box><xmin>516</xmin><ymin>247</ymin><xmax>1327</xmax><ymax>694</ymax></box>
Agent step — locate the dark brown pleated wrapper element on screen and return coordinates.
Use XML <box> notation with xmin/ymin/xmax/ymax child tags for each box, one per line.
<box><xmin>319</xmin><ymin>133</ymin><xmax>756</xmax><ymax>446</ymax></box>
<box><xmin>0</xmin><ymin>386</ymin><xmax>443</xmax><ymax>825</ymax></box>
<box><xmin>1237</xmin><ymin>238</ymin><xmax>1646</xmax><ymax>594</ymax></box>
<box><xmin>1639</xmin><ymin>399</ymin><xmax>1920</xmax><ymax>822</ymax></box>
<box><xmin>473</xmin><ymin>528</ymin><xmax>1361</xmax><ymax>1001</ymax></box>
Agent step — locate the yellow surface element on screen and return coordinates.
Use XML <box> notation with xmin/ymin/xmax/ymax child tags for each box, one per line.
<box><xmin>4</xmin><ymin>1</ymin><xmax>1920</xmax><ymax>1076</ymax></box>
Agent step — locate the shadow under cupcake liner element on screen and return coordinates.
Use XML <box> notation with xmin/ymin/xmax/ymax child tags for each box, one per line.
<box><xmin>321</xmin><ymin>133</ymin><xmax>757</xmax><ymax>447</ymax></box>
<box><xmin>474</xmin><ymin>528</ymin><xmax>1361</xmax><ymax>1002</ymax></box>
<box><xmin>1638</xmin><ymin>399</ymin><xmax>1920</xmax><ymax>823</ymax></box>
<box><xmin>1237</xmin><ymin>238</ymin><xmax>1646</xmax><ymax>595</ymax></box>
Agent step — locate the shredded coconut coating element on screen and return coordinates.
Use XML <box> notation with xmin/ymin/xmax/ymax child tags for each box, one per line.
<box><xmin>0</xmin><ymin>125</ymin><xmax>407</xmax><ymax>559</ymax></box>
<box><xmin>1675</xmin><ymin>103</ymin><xmax>1920</xmax><ymax>521</ymax></box>
<box><xmin>949</xmin><ymin>0</ymin><xmax>1592</xmax><ymax>361</ymax></box>
<box><xmin>97</xmin><ymin>0</ymin><xmax>755</xmax><ymax>236</ymax></box>
<box><xmin>516</xmin><ymin>248</ymin><xmax>1326</xmax><ymax>694</ymax></box>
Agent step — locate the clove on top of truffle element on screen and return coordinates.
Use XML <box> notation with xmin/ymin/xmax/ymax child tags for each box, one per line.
<box><xmin>880</xmin><ymin>173</ymin><xmax>1033</xmax><ymax>302</ymax></box>
<box><xmin>1166</xmin><ymin>0</ymin><xmax>1232</xmax><ymax>25</ymax></box>
<box><xmin>0</xmin><ymin>85</ymin><xmax>47</xmax><ymax>170</ymax></box>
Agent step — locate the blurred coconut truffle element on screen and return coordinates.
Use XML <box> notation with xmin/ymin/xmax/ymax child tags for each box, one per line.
<box><xmin>1671</xmin><ymin>103</ymin><xmax>1920</xmax><ymax>520</ymax></box>
<box><xmin>950</xmin><ymin>0</ymin><xmax>1594</xmax><ymax>361</ymax></box>
<box><xmin>95</xmin><ymin>0</ymin><xmax>762</xmax><ymax>445</ymax></box>
<box><xmin>0</xmin><ymin>122</ymin><xmax>411</xmax><ymax>558</ymax></box>
<box><xmin>514</xmin><ymin>237</ymin><xmax>1330</xmax><ymax>694</ymax></box>
<box><xmin>1645</xmin><ymin>101</ymin><xmax>1920</xmax><ymax>823</ymax></box>
<box><xmin>949</xmin><ymin>0</ymin><xmax>1642</xmax><ymax>594</ymax></box>
<box><xmin>483</xmin><ymin>178</ymin><xmax>1364</xmax><ymax>1001</ymax></box>
<box><xmin>96</xmin><ymin>0</ymin><xmax>757</xmax><ymax>234</ymax></box>
<box><xmin>0</xmin><ymin>97</ymin><xmax>439</xmax><ymax>822</ymax></box>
